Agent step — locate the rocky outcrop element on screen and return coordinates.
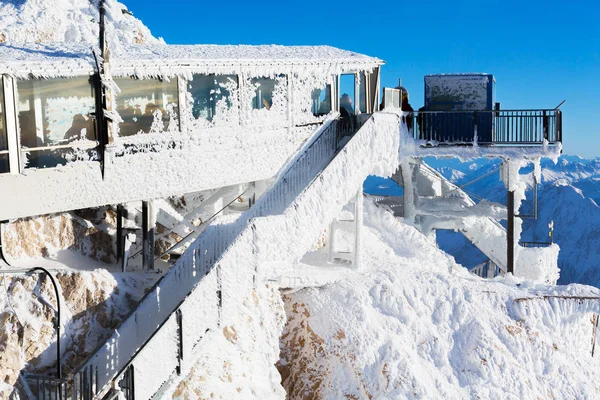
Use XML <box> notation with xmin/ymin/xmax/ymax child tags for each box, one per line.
<box><xmin>171</xmin><ymin>285</ymin><xmax>287</xmax><ymax>399</ymax></box>
<box><xmin>0</xmin><ymin>270</ymin><xmax>156</xmax><ymax>399</ymax></box>
<box><xmin>2</xmin><ymin>208</ymin><xmax>116</xmax><ymax>264</ymax></box>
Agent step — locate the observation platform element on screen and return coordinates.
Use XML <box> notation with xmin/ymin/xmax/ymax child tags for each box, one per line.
<box><xmin>0</xmin><ymin>43</ymin><xmax>383</xmax><ymax>221</ymax></box>
<box><xmin>383</xmin><ymin>73</ymin><xmax>563</xmax><ymax>160</ymax></box>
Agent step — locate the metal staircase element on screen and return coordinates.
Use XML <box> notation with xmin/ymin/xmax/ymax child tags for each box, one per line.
<box><xmin>40</xmin><ymin>112</ymin><xmax>397</xmax><ymax>400</ymax></box>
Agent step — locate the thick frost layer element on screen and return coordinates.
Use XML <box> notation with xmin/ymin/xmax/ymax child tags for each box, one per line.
<box><xmin>0</xmin><ymin>0</ymin><xmax>162</xmax><ymax>47</ymax></box>
<box><xmin>280</xmin><ymin>199</ymin><xmax>600</xmax><ymax>399</ymax></box>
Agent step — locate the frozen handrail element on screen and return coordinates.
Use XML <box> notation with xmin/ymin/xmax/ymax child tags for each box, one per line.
<box><xmin>407</xmin><ymin>109</ymin><xmax>562</xmax><ymax>145</ymax></box>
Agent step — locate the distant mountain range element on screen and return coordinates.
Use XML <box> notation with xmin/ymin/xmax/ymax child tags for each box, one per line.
<box><xmin>427</xmin><ymin>155</ymin><xmax>600</xmax><ymax>287</ymax></box>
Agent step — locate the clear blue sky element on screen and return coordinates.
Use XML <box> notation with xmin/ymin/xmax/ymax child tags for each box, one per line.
<box><xmin>123</xmin><ymin>0</ymin><xmax>599</xmax><ymax>157</ymax></box>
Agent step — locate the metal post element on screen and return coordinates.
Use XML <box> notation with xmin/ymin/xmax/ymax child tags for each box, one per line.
<box><xmin>176</xmin><ymin>309</ymin><xmax>183</xmax><ymax>375</ymax></box>
<box><xmin>543</xmin><ymin>110</ymin><xmax>548</xmax><ymax>141</ymax></box>
<box><xmin>116</xmin><ymin>204</ymin><xmax>124</xmax><ymax>265</ymax></box>
<box><xmin>142</xmin><ymin>201</ymin><xmax>155</xmax><ymax>271</ymax></box>
<box><xmin>507</xmin><ymin>190</ymin><xmax>515</xmax><ymax>274</ymax></box>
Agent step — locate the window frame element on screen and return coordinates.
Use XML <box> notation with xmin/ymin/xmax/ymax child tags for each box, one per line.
<box><xmin>113</xmin><ymin>76</ymin><xmax>182</xmax><ymax>140</ymax></box>
<box><xmin>15</xmin><ymin>75</ymin><xmax>99</xmax><ymax>170</ymax></box>
<box><xmin>187</xmin><ymin>73</ymin><xmax>240</xmax><ymax>126</ymax></box>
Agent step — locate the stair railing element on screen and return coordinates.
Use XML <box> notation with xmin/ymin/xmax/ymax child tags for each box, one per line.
<box><xmin>66</xmin><ymin>115</ymin><xmax>369</xmax><ymax>400</ymax></box>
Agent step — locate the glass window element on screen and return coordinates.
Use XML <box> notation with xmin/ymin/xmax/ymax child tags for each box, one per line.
<box><xmin>359</xmin><ymin>72</ymin><xmax>367</xmax><ymax>113</ymax></box>
<box><xmin>339</xmin><ymin>74</ymin><xmax>356</xmax><ymax>115</ymax></box>
<box><xmin>17</xmin><ymin>76</ymin><xmax>96</xmax><ymax>169</ymax></box>
<box><xmin>115</xmin><ymin>77</ymin><xmax>179</xmax><ymax>137</ymax></box>
<box><xmin>0</xmin><ymin>76</ymin><xmax>8</xmax><ymax>174</ymax></box>
<box><xmin>251</xmin><ymin>77</ymin><xmax>280</xmax><ymax>110</ymax></box>
<box><xmin>311</xmin><ymin>84</ymin><xmax>332</xmax><ymax>116</ymax></box>
<box><xmin>189</xmin><ymin>74</ymin><xmax>238</xmax><ymax>122</ymax></box>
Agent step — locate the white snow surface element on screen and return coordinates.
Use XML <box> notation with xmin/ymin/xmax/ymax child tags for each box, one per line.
<box><xmin>280</xmin><ymin>199</ymin><xmax>600</xmax><ymax>399</ymax></box>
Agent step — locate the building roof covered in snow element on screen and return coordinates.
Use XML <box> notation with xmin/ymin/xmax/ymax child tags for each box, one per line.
<box><xmin>0</xmin><ymin>43</ymin><xmax>383</xmax><ymax>77</ymax></box>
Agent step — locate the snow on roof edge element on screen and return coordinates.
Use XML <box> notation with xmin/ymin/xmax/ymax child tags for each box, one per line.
<box><xmin>0</xmin><ymin>43</ymin><xmax>383</xmax><ymax>78</ymax></box>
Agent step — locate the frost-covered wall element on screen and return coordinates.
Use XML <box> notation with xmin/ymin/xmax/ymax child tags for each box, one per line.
<box><xmin>0</xmin><ymin>40</ymin><xmax>382</xmax><ymax>221</ymax></box>
<box><xmin>0</xmin><ymin>124</ymin><xmax>317</xmax><ymax>221</ymax></box>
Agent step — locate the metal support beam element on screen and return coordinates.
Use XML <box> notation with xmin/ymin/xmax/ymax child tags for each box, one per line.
<box><xmin>507</xmin><ymin>190</ymin><xmax>515</xmax><ymax>275</ymax></box>
<box><xmin>142</xmin><ymin>201</ymin><xmax>155</xmax><ymax>271</ymax></box>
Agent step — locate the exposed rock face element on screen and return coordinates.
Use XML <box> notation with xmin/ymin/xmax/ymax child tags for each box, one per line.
<box><xmin>171</xmin><ymin>285</ymin><xmax>287</xmax><ymax>399</ymax></box>
<box><xmin>2</xmin><ymin>208</ymin><xmax>116</xmax><ymax>264</ymax></box>
<box><xmin>0</xmin><ymin>270</ymin><xmax>156</xmax><ymax>399</ymax></box>
<box><xmin>277</xmin><ymin>298</ymin><xmax>367</xmax><ymax>400</ymax></box>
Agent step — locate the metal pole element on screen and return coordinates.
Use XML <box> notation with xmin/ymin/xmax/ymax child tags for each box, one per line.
<box><xmin>142</xmin><ymin>201</ymin><xmax>155</xmax><ymax>271</ymax></box>
<box><xmin>116</xmin><ymin>204</ymin><xmax>124</xmax><ymax>265</ymax></box>
<box><xmin>507</xmin><ymin>190</ymin><xmax>515</xmax><ymax>274</ymax></box>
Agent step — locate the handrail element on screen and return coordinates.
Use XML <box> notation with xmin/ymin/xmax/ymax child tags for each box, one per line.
<box><xmin>408</xmin><ymin>108</ymin><xmax>562</xmax><ymax>145</ymax></box>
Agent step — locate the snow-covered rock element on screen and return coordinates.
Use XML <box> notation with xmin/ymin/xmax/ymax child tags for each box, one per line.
<box><xmin>279</xmin><ymin>200</ymin><xmax>600</xmax><ymax>399</ymax></box>
<box><xmin>0</xmin><ymin>270</ymin><xmax>157</xmax><ymax>398</ymax></box>
<box><xmin>0</xmin><ymin>0</ymin><xmax>162</xmax><ymax>47</ymax></box>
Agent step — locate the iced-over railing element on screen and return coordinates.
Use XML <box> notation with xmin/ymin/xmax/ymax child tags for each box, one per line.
<box><xmin>66</xmin><ymin>115</ymin><xmax>375</xmax><ymax>399</ymax></box>
<box><xmin>407</xmin><ymin>109</ymin><xmax>562</xmax><ymax>145</ymax></box>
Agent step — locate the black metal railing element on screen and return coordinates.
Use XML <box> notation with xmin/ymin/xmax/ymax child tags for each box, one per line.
<box><xmin>24</xmin><ymin>375</ymin><xmax>67</xmax><ymax>400</ymax></box>
<box><xmin>118</xmin><ymin>365</ymin><xmax>135</xmax><ymax>400</ymax></box>
<box><xmin>406</xmin><ymin>109</ymin><xmax>562</xmax><ymax>145</ymax></box>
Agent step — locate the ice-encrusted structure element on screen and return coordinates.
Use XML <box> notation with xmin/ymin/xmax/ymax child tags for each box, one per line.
<box><xmin>0</xmin><ymin>1</ymin><xmax>587</xmax><ymax>399</ymax></box>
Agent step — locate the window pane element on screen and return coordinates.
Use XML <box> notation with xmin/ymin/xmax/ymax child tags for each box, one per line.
<box><xmin>359</xmin><ymin>72</ymin><xmax>367</xmax><ymax>113</ymax></box>
<box><xmin>189</xmin><ymin>74</ymin><xmax>237</xmax><ymax>122</ymax></box>
<box><xmin>251</xmin><ymin>77</ymin><xmax>279</xmax><ymax>110</ymax></box>
<box><xmin>0</xmin><ymin>154</ymin><xmax>8</xmax><ymax>174</ymax></box>
<box><xmin>312</xmin><ymin>84</ymin><xmax>331</xmax><ymax>116</ymax></box>
<box><xmin>17</xmin><ymin>76</ymin><xmax>96</xmax><ymax>169</ymax></box>
<box><xmin>0</xmin><ymin>76</ymin><xmax>7</xmax><ymax>153</ymax></box>
<box><xmin>115</xmin><ymin>77</ymin><xmax>179</xmax><ymax>137</ymax></box>
<box><xmin>339</xmin><ymin>74</ymin><xmax>355</xmax><ymax>115</ymax></box>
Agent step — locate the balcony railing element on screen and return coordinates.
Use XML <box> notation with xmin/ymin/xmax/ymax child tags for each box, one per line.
<box><xmin>403</xmin><ymin>109</ymin><xmax>562</xmax><ymax>146</ymax></box>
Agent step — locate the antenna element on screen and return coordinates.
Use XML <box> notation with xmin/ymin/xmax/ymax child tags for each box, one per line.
<box><xmin>398</xmin><ymin>78</ymin><xmax>402</xmax><ymax>87</ymax></box>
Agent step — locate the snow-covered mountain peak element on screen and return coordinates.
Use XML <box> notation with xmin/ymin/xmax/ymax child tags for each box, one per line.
<box><xmin>0</xmin><ymin>0</ymin><xmax>163</xmax><ymax>46</ymax></box>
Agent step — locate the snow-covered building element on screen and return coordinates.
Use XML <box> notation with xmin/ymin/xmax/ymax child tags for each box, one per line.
<box><xmin>0</xmin><ymin>2</ymin><xmax>576</xmax><ymax>400</ymax></box>
<box><xmin>0</xmin><ymin>43</ymin><xmax>382</xmax><ymax>221</ymax></box>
